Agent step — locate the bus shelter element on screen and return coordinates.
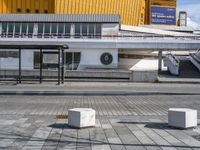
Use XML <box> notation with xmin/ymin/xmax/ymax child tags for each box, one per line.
<box><xmin>0</xmin><ymin>44</ymin><xmax>68</xmax><ymax>85</ymax></box>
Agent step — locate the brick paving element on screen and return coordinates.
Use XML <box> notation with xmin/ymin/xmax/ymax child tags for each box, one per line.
<box><xmin>0</xmin><ymin>94</ymin><xmax>200</xmax><ymax>149</ymax></box>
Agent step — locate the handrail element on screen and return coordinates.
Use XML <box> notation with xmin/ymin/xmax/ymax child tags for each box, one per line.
<box><xmin>190</xmin><ymin>53</ymin><xmax>200</xmax><ymax>63</ymax></box>
<box><xmin>0</xmin><ymin>33</ymin><xmax>200</xmax><ymax>40</ymax></box>
<box><xmin>166</xmin><ymin>54</ymin><xmax>180</xmax><ymax>65</ymax></box>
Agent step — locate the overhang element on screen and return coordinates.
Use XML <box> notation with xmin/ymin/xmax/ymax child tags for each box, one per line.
<box><xmin>0</xmin><ymin>38</ymin><xmax>199</xmax><ymax>51</ymax></box>
<box><xmin>0</xmin><ymin>43</ymin><xmax>68</xmax><ymax>49</ymax></box>
<box><xmin>0</xmin><ymin>14</ymin><xmax>120</xmax><ymax>23</ymax></box>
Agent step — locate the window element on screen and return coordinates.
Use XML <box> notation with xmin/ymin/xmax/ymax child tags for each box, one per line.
<box><xmin>65</xmin><ymin>52</ymin><xmax>81</xmax><ymax>70</ymax></box>
<box><xmin>35</xmin><ymin>9</ymin><xmax>39</xmax><ymax>13</ymax></box>
<box><xmin>58</xmin><ymin>23</ymin><xmax>64</xmax><ymax>35</ymax></box>
<box><xmin>14</xmin><ymin>23</ymin><xmax>21</xmax><ymax>37</ymax></box>
<box><xmin>21</xmin><ymin>23</ymin><xmax>27</xmax><ymax>36</ymax></box>
<box><xmin>64</xmin><ymin>23</ymin><xmax>71</xmax><ymax>37</ymax></box>
<box><xmin>8</xmin><ymin>23</ymin><xmax>14</xmax><ymax>37</ymax></box>
<box><xmin>82</xmin><ymin>24</ymin><xmax>87</xmax><ymax>36</ymax></box>
<box><xmin>75</xmin><ymin>23</ymin><xmax>81</xmax><ymax>37</ymax></box>
<box><xmin>44</xmin><ymin>23</ymin><xmax>50</xmax><ymax>37</ymax></box>
<box><xmin>2</xmin><ymin>23</ymin><xmax>7</xmax><ymax>35</ymax></box>
<box><xmin>37</xmin><ymin>23</ymin><xmax>44</xmax><ymax>37</ymax></box>
<box><xmin>27</xmin><ymin>23</ymin><xmax>34</xmax><ymax>37</ymax></box>
<box><xmin>51</xmin><ymin>23</ymin><xmax>57</xmax><ymax>35</ymax></box>
<box><xmin>26</xmin><ymin>9</ymin><xmax>30</xmax><ymax>13</ymax></box>
<box><xmin>95</xmin><ymin>24</ymin><xmax>102</xmax><ymax>36</ymax></box>
<box><xmin>44</xmin><ymin>10</ymin><xmax>48</xmax><ymax>14</ymax></box>
<box><xmin>65</xmin><ymin>52</ymin><xmax>72</xmax><ymax>70</ymax></box>
<box><xmin>17</xmin><ymin>8</ymin><xmax>21</xmax><ymax>13</ymax></box>
<box><xmin>88</xmin><ymin>24</ymin><xmax>95</xmax><ymax>37</ymax></box>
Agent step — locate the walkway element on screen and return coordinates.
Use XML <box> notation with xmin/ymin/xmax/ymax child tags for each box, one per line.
<box><xmin>0</xmin><ymin>83</ymin><xmax>200</xmax><ymax>149</ymax></box>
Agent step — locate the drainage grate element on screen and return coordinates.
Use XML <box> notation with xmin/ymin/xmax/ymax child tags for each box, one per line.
<box><xmin>56</xmin><ymin>115</ymin><xmax>68</xmax><ymax>119</ymax></box>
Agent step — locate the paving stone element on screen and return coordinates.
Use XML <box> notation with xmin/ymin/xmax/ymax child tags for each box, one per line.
<box><xmin>22</xmin><ymin>126</ymin><xmax>52</xmax><ymax>150</ymax></box>
<box><xmin>0</xmin><ymin>89</ymin><xmax>200</xmax><ymax>149</ymax></box>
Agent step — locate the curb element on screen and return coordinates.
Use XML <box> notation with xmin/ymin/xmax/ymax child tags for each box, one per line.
<box><xmin>0</xmin><ymin>91</ymin><xmax>200</xmax><ymax>96</ymax></box>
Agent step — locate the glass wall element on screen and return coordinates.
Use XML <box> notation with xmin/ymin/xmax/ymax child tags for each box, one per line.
<box><xmin>0</xmin><ymin>22</ymin><xmax>102</xmax><ymax>38</ymax></box>
<box><xmin>14</xmin><ymin>23</ymin><xmax>21</xmax><ymax>37</ymax></box>
<box><xmin>74</xmin><ymin>23</ymin><xmax>102</xmax><ymax>37</ymax></box>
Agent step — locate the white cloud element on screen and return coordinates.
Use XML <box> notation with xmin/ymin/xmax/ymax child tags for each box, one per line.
<box><xmin>179</xmin><ymin>3</ymin><xmax>200</xmax><ymax>27</ymax></box>
<box><xmin>187</xmin><ymin>17</ymin><xmax>200</xmax><ymax>30</ymax></box>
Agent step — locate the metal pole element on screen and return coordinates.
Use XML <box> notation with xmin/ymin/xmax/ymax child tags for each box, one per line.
<box><xmin>61</xmin><ymin>49</ymin><xmax>65</xmax><ymax>84</ymax></box>
<box><xmin>18</xmin><ymin>48</ymin><xmax>21</xmax><ymax>84</ymax></box>
<box><xmin>158</xmin><ymin>50</ymin><xmax>162</xmax><ymax>73</ymax></box>
<box><xmin>40</xmin><ymin>49</ymin><xmax>43</xmax><ymax>84</ymax></box>
<box><xmin>58</xmin><ymin>49</ymin><xmax>61</xmax><ymax>85</ymax></box>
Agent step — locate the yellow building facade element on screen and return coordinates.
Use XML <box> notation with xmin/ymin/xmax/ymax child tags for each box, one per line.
<box><xmin>0</xmin><ymin>0</ymin><xmax>176</xmax><ymax>26</ymax></box>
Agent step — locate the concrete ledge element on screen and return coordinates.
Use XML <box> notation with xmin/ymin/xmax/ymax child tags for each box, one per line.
<box><xmin>0</xmin><ymin>69</ymin><xmax>132</xmax><ymax>80</ymax></box>
<box><xmin>0</xmin><ymin>70</ymin><xmax>160</xmax><ymax>82</ymax></box>
<box><xmin>131</xmin><ymin>71</ymin><xmax>158</xmax><ymax>82</ymax></box>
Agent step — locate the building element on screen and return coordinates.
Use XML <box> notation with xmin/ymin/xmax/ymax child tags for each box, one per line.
<box><xmin>0</xmin><ymin>14</ymin><xmax>120</xmax><ymax>70</ymax></box>
<box><xmin>0</xmin><ymin>0</ymin><xmax>176</xmax><ymax>26</ymax></box>
<box><xmin>0</xmin><ymin>1</ymin><xmax>199</xmax><ymax>82</ymax></box>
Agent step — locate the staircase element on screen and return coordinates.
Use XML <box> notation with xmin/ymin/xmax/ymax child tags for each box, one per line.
<box><xmin>163</xmin><ymin>54</ymin><xmax>180</xmax><ymax>75</ymax></box>
<box><xmin>179</xmin><ymin>60</ymin><xmax>200</xmax><ymax>78</ymax></box>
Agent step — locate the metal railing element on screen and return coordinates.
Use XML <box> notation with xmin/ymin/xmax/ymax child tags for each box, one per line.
<box><xmin>0</xmin><ymin>33</ymin><xmax>200</xmax><ymax>40</ymax></box>
<box><xmin>166</xmin><ymin>53</ymin><xmax>180</xmax><ymax>66</ymax></box>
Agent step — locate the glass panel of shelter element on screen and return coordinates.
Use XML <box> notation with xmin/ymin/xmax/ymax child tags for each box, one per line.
<box><xmin>0</xmin><ymin>49</ymin><xmax>19</xmax><ymax>81</ymax></box>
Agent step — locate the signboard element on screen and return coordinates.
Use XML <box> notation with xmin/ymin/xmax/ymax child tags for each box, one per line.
<box><xmin>150</xmin><ymin>6</ymin><xmax>176</xmax><ymax>25</ymax></box>
<box><xmin>43</xmin><ymin>53</ymin><xmax>58</xmax><ymax>64</ymax></box>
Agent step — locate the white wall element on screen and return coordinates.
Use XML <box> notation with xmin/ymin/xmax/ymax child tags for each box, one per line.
<box><xmin>0</xmin><ymin>49</ymin><xmax>118</xmax><ymax>70</ymax></box>
<box><xmin>69</xmin><ymin>49</ymin><xmax>118</xmax><ymax>70</ymax></box>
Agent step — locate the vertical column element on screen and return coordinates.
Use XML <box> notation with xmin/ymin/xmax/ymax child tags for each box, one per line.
<box><xmin>58</xmin><ymin>49</ymin><xmax>61</xmax><ymax>85</ymax></box>
<box><xmin>18</xmin><ymin>48</ymin><xmax>21</xmax><ymax>84</ymax></box>
<box><xmin>71</xmin><ymin>24</ymin><xmax>75</xmax><ymax>38</ymax></box>
<box><xmin>158</xmin><ymin>50</ymin><xmax>162</xmax><ymax>73</ymax></box>
<box><xmin>39</xmin><ymin>49</ymin><xmax>43</xmax><ymax>84</ymax></box>
<box><xmin>61</xmin><ymin>49</ymin><xmax>65</xmax><ymax>84</ymax></box>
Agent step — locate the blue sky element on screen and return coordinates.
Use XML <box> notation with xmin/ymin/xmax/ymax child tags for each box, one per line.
<box><xmin>178</xmin><ymin>0</ymin><xmax>200</xmax><ymax>28</ymax></box>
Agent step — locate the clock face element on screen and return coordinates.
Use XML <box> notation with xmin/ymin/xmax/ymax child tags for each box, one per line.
<box><xmin>100</xmin><ymin>53</ymin><xmax>113</xmax><ymax>65</ymax></box>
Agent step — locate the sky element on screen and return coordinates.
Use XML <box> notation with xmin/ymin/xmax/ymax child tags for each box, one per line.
<box><xmin>178</xmin><ymin>0</ymin><xmax>200</xmax><ymax>29</ymax></box>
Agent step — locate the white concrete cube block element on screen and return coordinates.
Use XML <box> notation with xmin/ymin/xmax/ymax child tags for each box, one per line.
<box><xmin>68</xmin><ymin>108</ymin><xmax>95</xmax><ymax>128</ymax></box>
<box><xmin>168</xmin><ymin>108</ymin><xmax>197</xmax><ymax>129</ymax></box>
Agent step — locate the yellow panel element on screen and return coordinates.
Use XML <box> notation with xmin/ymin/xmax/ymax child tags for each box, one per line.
<box><xmin>0</xmin><ymin>0</ymin><xmax>177</xmax><ymax>26</ymax></box>
<box><xmin>54</xmin><ymin>0</ymin><xmax>146</xmax><ymax>26</ymax></box>
<box><xmin>35</xmin><ymin>0</ymin><xmax>40</xmax><ymax>12</ymax></box>
<box><xmin>0</xmin><ymin>0</ymin><xmax>2</xmax><ymax>13</ymax></box>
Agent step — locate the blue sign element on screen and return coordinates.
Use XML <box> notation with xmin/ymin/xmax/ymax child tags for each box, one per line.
<box><xmin>151</xmin><ymin>6</ymin><xmax>176</xmax><ymax>25</ymax></box>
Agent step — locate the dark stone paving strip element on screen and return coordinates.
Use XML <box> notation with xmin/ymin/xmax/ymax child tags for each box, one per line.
<box><xmin>1</xmin><ymin>91</ymin><xmax>200</xmax><ymax>96</ymax></box>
